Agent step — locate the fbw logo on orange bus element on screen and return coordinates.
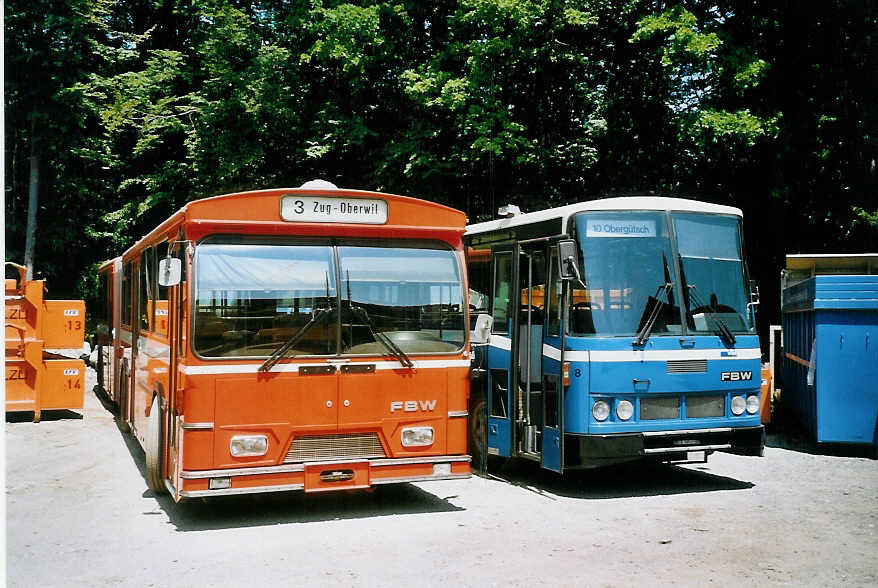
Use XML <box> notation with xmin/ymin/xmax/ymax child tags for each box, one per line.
<box><xmin>390</xmin><ymin>400</ymin><xmax>437</xmax><ymax>412</ymax></box>
<box><xmin>721</xmin><ymin>371</ymin><xmax>753</xmax><ymax>382</ymax></box>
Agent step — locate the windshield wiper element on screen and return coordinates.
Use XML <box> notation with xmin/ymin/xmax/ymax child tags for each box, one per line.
<box><xmin>686</xmin><ymin>285</ymin><xmax>736</xmax><ymax>346</ymax></box>
<box><xmin>346</xmin><ymin>303</ymin><xmax>414</xmax><ymax>368</ymax></box>
<box><xmin>259</xmin><ymin>306</ymin><xmax>334</xmax><ymax>372</ymax></box>
<box><xmin>677</xmin><ymin>254</ymin><xmax>736</xmax><ymax>346</ymax></box>
<box><xmin>634</xmin><ymin>253</ymin><xmax>674</xmax><ymax>347</ymax></box>
<box><xmin>634</xmin><ymin>282</ymin><xmax>672</xmax><ymax>346</ymax></box>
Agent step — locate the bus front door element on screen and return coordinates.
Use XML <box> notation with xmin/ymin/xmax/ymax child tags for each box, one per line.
<box><xmin>487</xmin><ymin>249</ymin><xmax>514</xmax><ymax>457</ymax></box>
<box><xmin>540</xmin><ymin>246</ymin><xmax>564</xmax><ymax>473</ymax></box>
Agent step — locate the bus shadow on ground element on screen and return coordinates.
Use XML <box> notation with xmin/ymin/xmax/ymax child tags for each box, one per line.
<box><xmin>154</xmin><ymin>484</ymin><xmax>464</xmax><ymax>532</ymax></box>
<box><xmin>6</xmin><ymin>409</ymin><xmax>84</xmax><ymax>423</ymax></box>
<box><xmin>110</xmin><ymin>411</ymin><xmax>463</xmax><ymax>532</ymax></box>
<box><xmin>476</xmin><ymin>458</ymin><xmax>753</xmax><ymax>500</ymax></box>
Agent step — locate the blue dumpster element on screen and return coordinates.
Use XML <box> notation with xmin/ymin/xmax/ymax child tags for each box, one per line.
<box><xmin>781</xmin><ymin>254</ymin><xmax>878</xmax><ymax>446</ymax></box>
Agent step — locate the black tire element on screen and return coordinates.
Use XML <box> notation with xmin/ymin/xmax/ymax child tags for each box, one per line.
<box><xmin>118</xmin><ymin>363</ymin><xmax>131</xmax><ymax>433</ymax></box>
<box><xmin>145</xmin><ymin>395</ymin><xmax>166</xmax><ymax>494</ymax></box>
<box><xmin>469</xmin><ymin>398</ymin><xmax>488</xmax><ymax>474</ymax></box>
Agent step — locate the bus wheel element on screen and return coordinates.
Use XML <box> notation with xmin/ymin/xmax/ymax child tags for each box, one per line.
<box><xmin>469</xmin><ymin>399</ymin><xmax>488</xmax><ymax>473</ymax></box>
<box><xmin>145</xmin><ymin>395</ymin><xmax>166</xmax><ymax>495</ymax></box>
<box><xmin>118</xmin><ymin>364</ymin><xmax>130</xmax><ymax>433</ymax></box>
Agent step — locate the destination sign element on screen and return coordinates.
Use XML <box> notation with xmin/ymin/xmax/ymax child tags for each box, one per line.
<box><xmin>585</xmin><ymin>219</ymin><xmax>656</xmax><ymax>238</ymax></box>
<box><xmin>281</xmin><ymin>196</ymin><xmax>388</xmax><ymax>224</ymax></box>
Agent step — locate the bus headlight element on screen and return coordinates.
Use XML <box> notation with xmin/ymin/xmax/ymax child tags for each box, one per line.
<box><xmin>592</xmin><ymin>400</ymin><xmax>610</xmax><ymax>422</ymax></box>
<box><xmin>730</xmin><ymin>395</ymin><xmax>746</xmax><ymax>416</ymax></box>
<box><xmin>230</xmin><ymin>435</ymin><xmax>268</xmax><ymax>457</ymax></box>
<box><xmin>616</xmin><ymin>400</ymin><xmax>634</xmax><ymax>421</ymax></box>
<box><xmin>402</xmin><ymin>427</ymin><xmax>434</xmax><ymax>447</ymax></box>
<box><xmin>746</xmin><ymin>395</ymin><xmax>760</xmax><ymax>414</ymax></box>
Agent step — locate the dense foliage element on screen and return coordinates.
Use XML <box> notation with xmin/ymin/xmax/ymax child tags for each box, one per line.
<box><xmin>5</xmin><ymin>0</ymin><xmax>876</xmax><ymax>336</ymax></box>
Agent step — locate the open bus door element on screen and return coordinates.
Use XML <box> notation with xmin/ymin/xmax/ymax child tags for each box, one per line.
<box><xmin>487</xmin><ymin>248</ymin><xmax>514</xmax><ymax>457</ymax></box>
<box><xmin>540</xmin><ymin>244</ymin><xmax>565</xmax><ymax>473</ymax></box>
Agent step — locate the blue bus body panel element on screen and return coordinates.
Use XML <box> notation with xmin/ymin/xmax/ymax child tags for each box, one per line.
<box><xmin>559</xmin><ymin>335</ymin><xmax>762</xmax><ymax>435</ymax></box>
<box><xmin>487</xmin><ymin>343</ymin><xmax>512</xmax><ymax>457</ymax></box>
<box><xmin>541</xmin><ymin>353</ymin><xmax>563</xmax><ymax>471</ymax></box>
<box><xmin>783</xmin><ymin>275</ymin><xmax>878</xmax><ymax>446</ymax></box>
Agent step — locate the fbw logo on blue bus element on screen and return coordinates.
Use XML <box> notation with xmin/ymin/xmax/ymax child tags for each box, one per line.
<box><xmin>721</xmin><ymin>371</ymin><xmax>753</xmax><ymax>382</ymax></box>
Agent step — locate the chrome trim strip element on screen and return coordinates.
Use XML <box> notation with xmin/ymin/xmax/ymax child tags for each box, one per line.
<box><xmin>370</xmin><ymin>455</ymin><xmax>471</xmax><ymax>467</ymax></box>
<box><xmin>181</xmin><ymin>422</ymin><xmax>214</xmax><ymax>431</ymax></box>
<box><xmin>643</xmin><ymin>443</ymin><xmax>731</xmax><ymax>454</ymax></box>
<box><xmin>642</xmin><ymin>427</ymin><xmax>732</xmax><ymax>437</ymax></box>
<box><xmin>371</xmin><ymin>473</ymin><xmax>472</xmax><ymax>485</ymax></box>
<box><xmin>180</xmin><ymin>483</ymin><xmax>305</xmax><ymax>499</ymax></box>
<box><xmin>448</xmin><ymin>410</ymin><xmax>468</xmax><ymax>418</ymax></box>
<box><xmin>181</xmin><ymin>464</ymin><xmax>305</xmax><ymax>479</ymax></box>
<box><xmin>180</xmin><ymin>455</ymin><xmax>470</xmax><ymax>479</ymax></box>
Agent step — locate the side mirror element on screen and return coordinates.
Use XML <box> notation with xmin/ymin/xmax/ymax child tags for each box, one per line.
<box><xmin>557</xmin><ymin>239</ymin><xmax>583</xmax><ymax>282</ymax></box>
<box><xmin>471</xmin><ymin>313</ymin><xmax>494</xmax><ymax>344</ymax></box>
<box><xmin>158</xmin><ymin>257</ymin><xmax>182</xmax><ymax>287</ymax></box>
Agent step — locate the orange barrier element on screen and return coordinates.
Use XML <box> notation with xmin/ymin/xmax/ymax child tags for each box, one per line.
<box><xmin>4</xmin><ymin>262</ymin><xmax>85</xmax><ymax>422</ymax></box>
<box><xmin>760</xmin><ymin>364</ymin><xmax>772</xmax><ymax>425</ymax></box>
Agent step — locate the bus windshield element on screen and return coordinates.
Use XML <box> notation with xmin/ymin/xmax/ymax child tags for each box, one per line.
<box><xmin>569</xmin><ymin>211</ymin><xmax>753</xmax><ymax>338</ymax></box>
<box><xmin>672</xmin><ymin>213</ymin><xmax>753</xmax><ymax>334</ymax></box>
<box><xmin>571</xmin><ymin>212</ymin><xmax>682</xmax><ymax>337</ymax></box>
<box><xmin>194</xmin><ymin>241</ymin><xmax>465</xmax><ymax>357</ymax></box>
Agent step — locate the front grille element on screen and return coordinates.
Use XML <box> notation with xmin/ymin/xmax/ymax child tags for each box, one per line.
<box><xmin>284</xmin><ymin>433</ymin><xmax>386</xmax><ymax>464</ymax></box>
<box><xmin>686</xmin><ymin>395</ymin><xmax>725</xmax><ymax>418</ymax></box>
<box><xmin>640</xmin><ymin>397</ymin><xmax>681</xmax><ymax>420</ymax></box>
<box><xmin>667</xmin><ymin>359</ymin><xmax>707</xmax><ymax>373</ymax></box>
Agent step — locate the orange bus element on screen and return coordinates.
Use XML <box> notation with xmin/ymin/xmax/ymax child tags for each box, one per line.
<box><xmin>95</xmin><ymin>181</ymin><xmax>472</xmax><ymax>500</ymax></box>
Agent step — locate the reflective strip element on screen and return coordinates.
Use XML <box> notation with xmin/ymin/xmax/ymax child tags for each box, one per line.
<box><xmin>182</xmin><ymin>358</ymin><xmax>470</xmax><ymax>375</ymax></box>
<box><xmin>448</xmin><ymin>410</ymin><xmax>468</xmax><ymax>418</ymax></box>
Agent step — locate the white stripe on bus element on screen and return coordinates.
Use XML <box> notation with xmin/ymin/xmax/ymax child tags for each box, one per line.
<box><xmin>182</xmin><ymin>359</ymin><xmax>471</xmax><ymax>376</ymax></box>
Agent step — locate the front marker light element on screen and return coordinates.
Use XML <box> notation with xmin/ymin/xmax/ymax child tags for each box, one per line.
<box><xmin>402</xmin><ymin>426</ymin><xmax>434</xmax><ymax>447</ymax></box>
<box><xmin>730</xmin><ymin>395</ymin><xmax>746</xmax><ymax>416</ymax></box>
<box><xmin>746</xmin><ymin>395</ymin><xmax>760</xmax><ymax>414</ymax></box>
<box><xmin>592</xmin><ymin>400</ymin><xmax>610</xmax><ymax>422</ymax></box>
<box><xmin>230</xmin><ymin>435</ymin><xmax>268</xmax><ymax>457</ymax></box>
<box><xmin>616</xmin><ymin>400</ymin><xmax>634</xmax><ymax>421</ymax></box>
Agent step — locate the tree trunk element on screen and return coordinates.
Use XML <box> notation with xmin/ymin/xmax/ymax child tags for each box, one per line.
<box><xmin>24</xmin><ymin>120</ymin><xmax>39</xmax><ymax>281</ymax></box>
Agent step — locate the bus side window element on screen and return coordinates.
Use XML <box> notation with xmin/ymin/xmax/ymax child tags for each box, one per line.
<box><xmin>467</xmin><ymin>247</ymin><xmax>492</xmax><ymax>315</ymax></box>
<box><xmin>492</xmin><ymin>251</ymin><xmax>513</xmax><ymax>334</ymax></box>
<box><xmin>121</xmin><ymin>261</ymin><xmax>133</xmax><ymax>329</ymax></box>
<box><xmin>139</xmin><ymin>249</ymin><xmax>152</xmax><ymax>332</ymax></box>
<box><xmin>547</xmin><ymin>246</ymin><xmax>561</xmax><ymax>336</ymax></box>
<box><xmin>155</xmin><ymin>243</ymin><xmax>169</xmax><ymax>337</ymax></box>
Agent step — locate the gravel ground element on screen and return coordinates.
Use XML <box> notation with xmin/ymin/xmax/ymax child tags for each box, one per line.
<box><xmin>6</xmin><ymin>366</ymin><xmax>877</xmax><ymax>587</ymax></box>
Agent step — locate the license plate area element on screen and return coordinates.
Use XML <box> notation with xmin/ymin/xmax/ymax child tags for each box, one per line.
<box><xmin>304</xmin><ymin>460</ymin><xmax>370</xmax><ymax>492</ymax></box>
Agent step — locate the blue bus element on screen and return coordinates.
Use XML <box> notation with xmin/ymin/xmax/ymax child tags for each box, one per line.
<box><xmin>466</xmin><ymin>197</ymin><xmax>764</xmax><ymax>471</ymax></box>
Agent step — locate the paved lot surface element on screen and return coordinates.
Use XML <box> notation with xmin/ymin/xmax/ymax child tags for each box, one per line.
<box><xmin>6</xmin><ymin>367</ymin><xmax>877</xmax><ymax>587</ymax></box>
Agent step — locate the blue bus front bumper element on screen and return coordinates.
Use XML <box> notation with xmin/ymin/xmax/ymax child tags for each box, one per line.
<box><xmin>564</xmin><ymin>425</ymin><xmax>764</xmax><ymax>469</ymax></box>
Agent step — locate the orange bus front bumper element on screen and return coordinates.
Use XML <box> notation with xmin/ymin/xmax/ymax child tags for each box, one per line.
<box><xmin>176</xmin><ymin>455</ymin><xmax>471</xmax><ymax>499</ymax></box>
